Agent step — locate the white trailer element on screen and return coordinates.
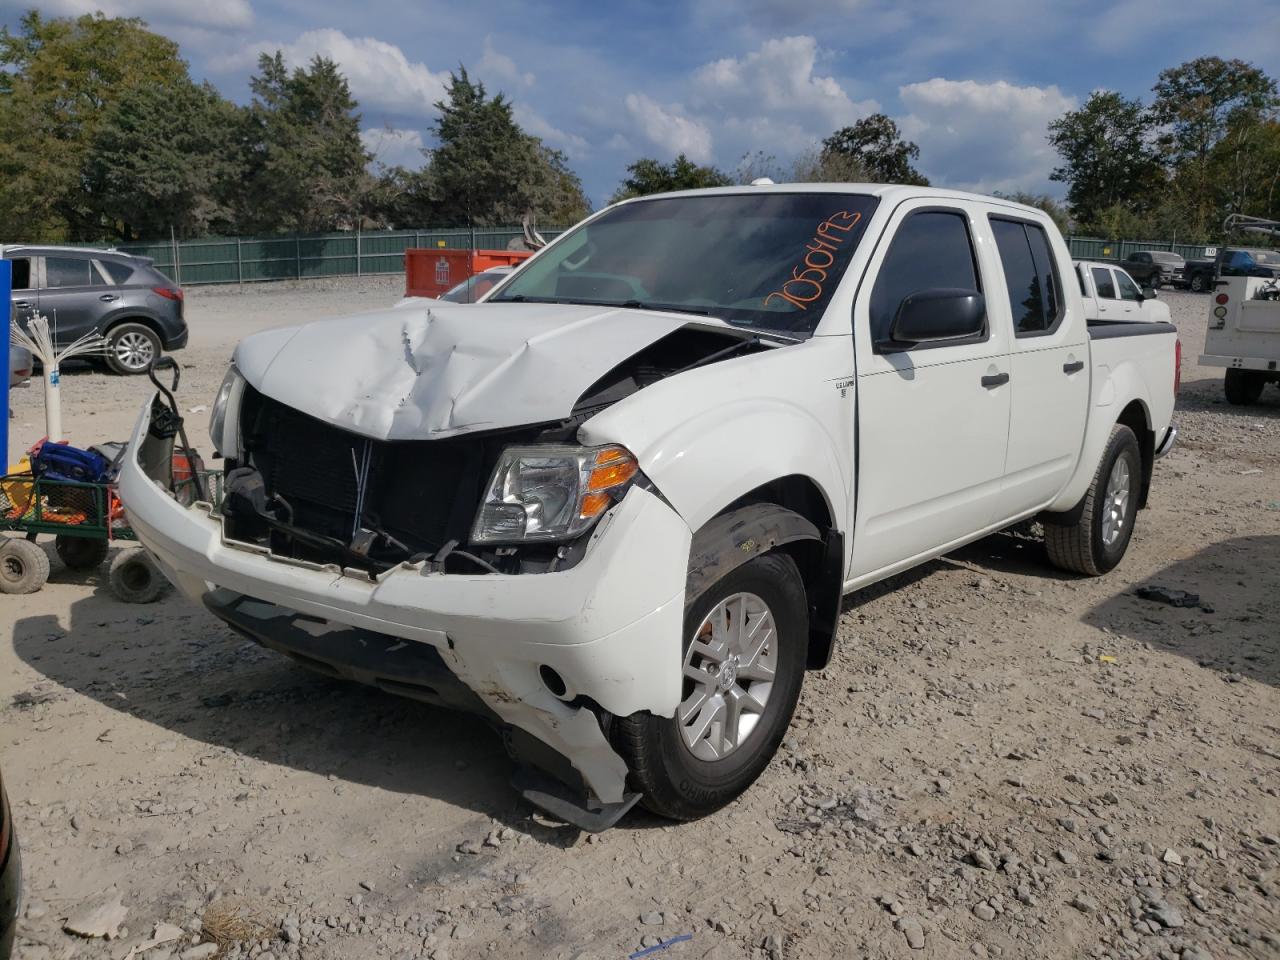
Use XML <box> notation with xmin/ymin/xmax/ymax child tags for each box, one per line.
<box><xmin>1199</xmin><ymin>275</ymin><xmax>1280</xmax><ymax>404</ymax></box>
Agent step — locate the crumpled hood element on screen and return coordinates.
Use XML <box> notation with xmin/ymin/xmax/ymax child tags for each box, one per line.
<box><xmin>233</xmin><ymin>301</ymin><xmax>697</xmax><ymax>441</ymax></box>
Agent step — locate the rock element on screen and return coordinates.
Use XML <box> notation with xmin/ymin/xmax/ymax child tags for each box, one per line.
<box><xmin>897</xmin><ymin>916</ymin><xmax>925</xmax><ymax>950</ymax></box>
<box><xmin>116</xmin><ymin>840</ymin><xmax>134</xmax><ymax>855</ymax></box>
<box><xmin>1181</xmin><ymin>947</ymin><xmax>1213</xmax><ymax>960</ymax></box>
<box><xmin>640</xmin><ymin>911</ymin><xmax>664</xmax><ymax>926</ymax></box>
<box><xmin>968</xmin><ymin>849</ymin><xmax>997</xmax><ymax>871</ymax></box>
<box><xmin>1135</xmin><ymin>585</ymin><xmax>1200</xmax><ymax>608</ymax></box>
<box><xmin>1082</xmin><ymin>708</ymin><xmax>1106</xmax><ymax>722</ymax></box>
<box><xmin>1071</xmin><ymin>895</ymin><xmax>1099</xmax><ymax>914</ymax></box>
<box><xmin>24</xmin><ymin>900</ymin><xmax>48</xmax><ymax>921</ymax></box>
<box><xmin>359</xmin><ymin>880</ymin><xmax>375</xmax><ymax>891</ymax></box>
<box><xmin>450</xmin><ymin>925</ymin><xmax>473</xmax><ymax>940</ymax></box>
<box><xmin>456</xmin><ymin>840</ymin><xmax>482</xmax><ymax>855</ymax></box>
<box><xmin>1056</xmin><ymin>849</ymin><xmax>1078</xmax><ymax>865</ymax></box>
<box><xmin>764</xmin><ymin>932</ymin><xmax>785</xmax><ymax>960</ymax></box>
<box><xmin>180</xmin><ymin>946</ymin><xmax>218</xmax><ymax>960</ymax></box>
<box><xmin>1146</xmin><ymin>901</ymin><xmax>1184</xmax><ymax>929</ymax></box>
<box><xmin>1162</xmin><ymin>848</ymin><xmax>1183</xmax><ymax>866</ymax></box>
<box><xmin>972</xmin><ymin>903</ymin><xmax>996</xmax><ymax>921</ymax></box>
<box><xmin>64</xmin><ymin>891</ymin><xmax>129</xmax><ymax>939</ymax></box>
<box><xmin>641</xmin><ymin>935</ymin><xmax>661</xmax><ymax>949</ymax></box>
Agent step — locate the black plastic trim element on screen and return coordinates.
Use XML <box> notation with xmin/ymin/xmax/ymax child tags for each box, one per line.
<box><xmin>1087</xmin><ymin>320</ymin><xmax>1177</xmax><ymax>340</ymax></box>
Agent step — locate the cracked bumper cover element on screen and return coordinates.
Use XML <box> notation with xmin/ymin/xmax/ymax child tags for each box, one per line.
<box><xmin>117</xmin><ymin>398</ymin><xmax>691</xmax><ymax>806</ymax></box>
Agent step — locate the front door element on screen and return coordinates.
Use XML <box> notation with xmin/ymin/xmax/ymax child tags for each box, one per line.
<box><xmin>35</xmin><ymin>255</ymin><xmax>106</xmax><ymax>348</ymax></box>
<box><xmin>849</xmin><ymin>200</ymin><xmax>1012</xmax><ymax>581</ymax></box>
<box><xmin>990</xmin><ymin>216</ymin><xmax>1090</xmax><ymax>513</ymax></box>
<box><xmin>7</xmin><ymin>257</ymin><xmax>35</xmax><ymax>331</ymax></box>
<box><xmin>1090</xmin><ymin>266</ymin><xmax>1122</xmax><ymax>320</ymax></box>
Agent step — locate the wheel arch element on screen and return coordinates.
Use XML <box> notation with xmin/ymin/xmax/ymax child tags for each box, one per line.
<box><xmin>102</xmin><ymin>311</ymin><xmax>165</xmax><ymax>341</ymax></box>
<box><xmin>1115</xmin><ymin>398</ymin><xmax>1155</xmax><ymax>508</ymax></box>
<box><xmin>688</xmin><ymin>479</ymin><xmax>845</xmax><ymax>672</ymax></box>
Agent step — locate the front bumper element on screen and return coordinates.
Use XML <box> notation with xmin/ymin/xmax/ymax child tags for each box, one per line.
<box><xmin>1154</xmin><ymin>423</ymin><xmax>1178</xmax><ymax>460</ymax></box>
<box><xmin>118</xmin><ymin>397</ymin><xmax>691</xmax><ymax>808</ymax></box>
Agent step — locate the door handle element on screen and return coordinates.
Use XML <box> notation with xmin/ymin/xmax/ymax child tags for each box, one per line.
<box><xmin>981</xmin><ymin>372</ymin><xmax>1010</xmax><ymax>388</ymax></box>
<box><xmin>13</xmin><ymin>299</ymin><xmax>29</xmax><ymax>307</ymax></box>
<box><xmin>1062</xmin><ymin>360</ymin><xmax>1085</xmax><ymax>374</ymax></box>
<box><xmin>99</xmin><ymin>294</ymin><xmax>118</xmax><ymax>302</ymax></box>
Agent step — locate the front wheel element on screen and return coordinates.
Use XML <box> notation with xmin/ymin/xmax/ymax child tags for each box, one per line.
<box><xmin>105</xmin><ymin>322</ymin><xmax>161</xmax><ymax>375</ymax></box>
<box><xmin>1045</xmin><ymin>424</ymin><xmax>1142</xmax><ymax>576</ymax></box>
<box><xmin>1224</xmin><ymin>368</ymin><xmax>1266</xmax><ymax>406</ymax></box>
<box><xmin>1189</xmin><ymin>273</ymin><xmax>1207</xmax><ymax>293</ymax></box>
<box><xmin>0</xmin><ymin>537</ymin><xmax>50</xmax><ymax>594</ymax></box>
<box><xmin>612</xmin><ymin>551</ymin><xmax>808</xmax><ymax>820</ymax></box>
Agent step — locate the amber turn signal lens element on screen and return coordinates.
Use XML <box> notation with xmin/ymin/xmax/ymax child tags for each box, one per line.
<box><xmin>580</xmin><ymin>491</ymin><xmax>613</xmax><ymax>518</ymax></box>
<box><xmin>587</xmin><ymin>448</ymin><xmax>638</xmax><ymax>491</ymax></box>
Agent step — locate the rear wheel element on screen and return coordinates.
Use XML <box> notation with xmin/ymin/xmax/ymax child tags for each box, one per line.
<box><xmin>108</xmin><ymin>549</ymin><xmax>167</xmax><ymax>603</ymax></box>
<box><xmin>1224</xmin><ymin>369</ymin><xmax>1266</xmax><ymax>406</ymax></box>
<box><xmin>105</xmin><ymin>322</ymin><xmax>161</xmax><ymax>375</ymax></box>
<box><xmin>1189</xmin><ymin>273</ymin><xmax>1207</xmax><ymax>293</ymax></box>
<box><xmin>0</xmin><ymin>538</ymin><xmax>50</xmax><ymax>594</ymax></box>
<box><xmin>613</xmin><ymin>551</ymin><xmax>808</xmax><ymax>820</ymax></box>
<box><xmin>1045</xmin><ymin>425</ymin><xmax>1142</xmax><ymax>576</ymax></box>
<box><xmin>55</xmin><ymin>535</ymin><xmax>109</xmax><ymax>571</ymax></box>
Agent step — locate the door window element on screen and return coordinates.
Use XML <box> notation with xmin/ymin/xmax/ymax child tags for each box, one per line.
<box><xmin>868</xmin><ymin>209</ymin><xmax>982</xmax><ymax>348</ymax></box>
<box><xmin>1116</xmin><ymin>271</ymin><xmax>1142</xmax><ymax>301</ymax></box>
<box><xmin>8</xmin><ymin>258</ymin><xmax>31</xmax><ymax>290</ymax></box>
<box><xmin>1091</xmin><ymin>267</ymin><xmax>1116</xmax><ymax>299</ymax></box>
<box><xmin>990</xmin><ymin>217</ymin><xmax>1064</xmax><ymax>336</ymax></box>
<box><xmin>45</xmin><ymin>256</ymin><xmax>93</xmax><ymax>288</ymax></box>
<box><xmin>100</xmin><ymin>261</ymin><xmax>135</xmax><ymax>284</ymax></box>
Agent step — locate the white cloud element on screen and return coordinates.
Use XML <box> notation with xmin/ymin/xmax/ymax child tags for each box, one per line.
<box><xmin>477</xmin><ymin>35</ymin><xmax>535</xmax><ymax>91</ymax></box>
<box><xmin>360</xmin><ymin>127</ymin><xmax>426</xmax><ymax>169</ymax></box>
<box><xmin>898</xmin><ymin>78</ymin><xmax>1076</xmax><ymax>194</ymax></box>
<box><xmin>692</xmin><ymin>36</ymin><xmax>876</xmax><ymax>130</ymax></box>
<box><xmin>514</xmin><ymin>104</ymin><xmax>589</xmax><ymax>156</ymax></box>
<box><xmin>218</xmin><ymin>29</ymin><xmax>449</xmax><ymax>118</ymax></box>
<box><xmin>624</xmin><ymin>93</ymin><xmax>714</xmax><ymax>163</ymax></box>
<box><xmin>33</xmin><ymin>0</ymin><xmax>252</xmax><ymax>29</ymax></box>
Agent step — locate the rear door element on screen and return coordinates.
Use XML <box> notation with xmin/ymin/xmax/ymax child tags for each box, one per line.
<box><xmin>849</xmin><ymin>200</ymin><xmax>1012</xmax><ymax>580</ymax></box>
<box><xmin>1090</xmin><ymin>266</ymin><xmax>1121</xmax><ymax>319</ymax></box>
<box><xmin>35</xmin><ymin>255</ymin><xmax>110</xmax><ymax>347</ymax></box>
<box><xmin>990</xmin><ymin>215</ymin><xmax>1089</xmax><ymax>513</ymax></box>
<box><xmin>1114</xmin><ymin>269</ymin><xmax>1144</xmax><ymax>317</ymax></box>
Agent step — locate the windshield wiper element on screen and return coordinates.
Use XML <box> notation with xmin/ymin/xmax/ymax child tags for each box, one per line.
<box><xmin>617</xmin><ymin>299</ymin><xmax>712</xmax><ymax>317</ymax></box>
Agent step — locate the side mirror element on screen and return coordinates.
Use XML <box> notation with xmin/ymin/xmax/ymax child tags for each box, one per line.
<box><xmin>1141</xmin><ymin>286</ymin><xmax>1158</xmax><ymax>299</ymax></box>
<box><xmin>887</xmin><ymin>288</ymin><xmax>986</xmax><ymax>347</ymax></box>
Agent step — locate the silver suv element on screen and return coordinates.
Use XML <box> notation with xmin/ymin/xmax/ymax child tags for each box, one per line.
<box><xmin>3</xmin><ymin>245</ymin><xmax>187</xmax><ymax>374</ymax></box>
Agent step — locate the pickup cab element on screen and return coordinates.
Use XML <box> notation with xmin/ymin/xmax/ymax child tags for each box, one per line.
<box><xmin>119</xmin><ymin>185</ymin><xmax>1179</xmax><ymax>830</ymax></box>
<box><xmin>1075</xmin><ymin>260</ymin><xmax>1172</xmax><ymax>325</ymax></box>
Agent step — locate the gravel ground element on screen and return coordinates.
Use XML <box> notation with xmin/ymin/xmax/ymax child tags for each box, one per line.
<box><xmin>2</xmin><ymin>286</ymin><xmax>1278</xmax><ymax>960</ymax></box>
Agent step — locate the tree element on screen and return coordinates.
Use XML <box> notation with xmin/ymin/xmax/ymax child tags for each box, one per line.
<box><xmin>429</xmin><ymin>68</ymin><xmax>590</xmax><ymax>226</ymax></box>
<box><xmin>993</xmin><ymin>191</ymin><xmax>1071</xmax><ymax>234</ymax></box>
<box><xmin>0</xmin><ymin>11</ymin><xmax>191</xmax><ymax>240</ymax></box>
<box><xmin>611</xmin><ymin>154</ymin><xmax>733</xmax><ymax>201</ymax></box>
<box><xmin>820</xmin><ymin>114</ymin><xmax>928</xmax><ymax>185</ymax></box>
<box><xmin>1151</xmin><ymin>57</ymin><xmax>1279</xmax><ymax>236</ymax></box>
<box><xmin>86</xmin><ymin>79</ymin><xmax>245</xmax><ymax>239</ymax></box>
<box><xmin>1047</xmin><ymin>91</ymin><xmax>1164</xmax><ymax>229</ymax></box>
<box><xmin>240</xmin><ymin>53</ymin><xmax>372</xmax><ymax>233</ymax></box>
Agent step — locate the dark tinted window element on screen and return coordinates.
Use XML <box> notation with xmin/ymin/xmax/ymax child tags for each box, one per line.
<box><xmin>990</xmin><ymin>218</ymin><xmax>1063</xmax><ymax>336</ymax></box>
<box><xmin>869</xmin><ymin>210</ymin><xmax>981</xmax><ymax>345</ymax></box>
<box><xmin>101</xmin><ymin>260</ymin><xmax>135</xmax><ymax>284</ymax></box>
<box><xmin>8</xmin><ymin>257</ymin><xmax>31</xmax><ymax>290</ymax></box>
<box><xmin>1091</xmin><ymin>267</ymin><xmax>1116</xmax><ymax>299</ymax></box>
<box><xmin>1116</xmin><ymin>270</ymin><xmax>1142</xmax><ymax>301</ymax></box>
<box><xmin>45</xmin><ymin>256</ymin><xmax>92</xmax><ymax>288</ymax></box>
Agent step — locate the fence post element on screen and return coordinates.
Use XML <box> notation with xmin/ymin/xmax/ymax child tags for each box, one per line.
<box><xmin>357</xmin><ymin>227</ymin><xmax>362</xmax><ymax>278</ymax></box>
<box><xmin>170</xmin><ymin>225</ymin><xmax>182</xmax><ymax>285</ymax></box>
<box><xmin>295</xmin><ymin>235</ymin><xmax>301</xmax><ymax>281</ymax></box>
<box><xmin>236</xmin><ymin>237</ymin><xmax>243</xmax><ymax>289</ymax></box>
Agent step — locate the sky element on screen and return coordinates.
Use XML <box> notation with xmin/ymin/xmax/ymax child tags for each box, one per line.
<box><xmin>5</xmin><ymin>0</ymin><xmax>1280</xmax><ymax>209</ymax></box>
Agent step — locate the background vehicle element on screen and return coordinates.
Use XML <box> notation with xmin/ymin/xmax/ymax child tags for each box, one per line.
<box><xmin>1121</xmin><ymin>250</ymin><xmax>1185</xmax><ymax>288</ymax></box>
<box><xmin>1</xmin><ymin>765</ymin><xmax>19</xmax><ymax>960</ymax></box>
<box><xmin>1200</xmin><ymin>275</ymin><xmax>1280</xmax><ymax>405</ymax></box>
<box><xmin>121</xmin><ymin>185</ymin><xmax>1178</xmax><ymax>830</ymax></box>
<box><xmin>1</xmin><ymin>245</ymin><xmax>186</xmax><ymax>374</ymax></box>
<box><xmin>1075</xmin><ymin>260</ymin><xmax>1171</xmax><ymax>324</ymax></box>
<box><xmin>1184</xmin><ymin>246</ymin><xmax>1280</xmax><ymax>293</ymax></box>
<box><xmin>7</xmin><ymin>344</ymin><xmax>30</xmax><ymax>390</ymax></box>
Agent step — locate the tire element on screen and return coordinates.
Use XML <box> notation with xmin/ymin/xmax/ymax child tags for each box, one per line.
<box><xmin>1149</xmin><ymin>274</ymin><xmax>1161</xmax><ymax>290</ymax></box>
<box><xmin>1224</xmin><ymin>369</ymin><xmax>1265</xmax><ymax>406</ymax></box>
<box><xmin>55</xmin><ymin>534</ymin><xmax>109</xmax><ymax>571</ymax></box>
<box><xmin>612</xmin><ymin>551</ymin><xmax>808</xmax><ymax>820</ymax></box>
<box><xmin>105</xmin><ymin>322</ymin><xmax>161</xmax><ymax>375</ymax></box>
<box><xmin>0</xmin><ymin>538</ymin><xmax>50</xmax><ymax>594</ymax></box>
<box><xmin>108</xmin><ymin>549</ymin><xmax>167</xmax><ymax>603</ymax></box>
<box><xmin>1189</xmin><ymin>273</ymin><xmax>1207</xmax><ymax>293</ymax></box>
<box><xmin>1045</xmin><ymin>425</ymin><xmax>1142</xmax><ymax>576</ymax></box>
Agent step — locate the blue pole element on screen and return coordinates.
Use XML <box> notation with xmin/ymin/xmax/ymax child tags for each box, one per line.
<box><xmin>0</xmin><ymin>259</ymin><xmax>11</xmax><ymax>469</ymax></box>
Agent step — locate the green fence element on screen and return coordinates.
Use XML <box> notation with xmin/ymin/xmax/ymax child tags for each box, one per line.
<box><xmin>83</xmin><ymin>228</ymin><xmax>1226</xmax><ymax>287</ymax></box>
<box><xmin>1065</xmin><ymin>236</ymin><xmax>1218</xmax><ymax>262</ymax></box>
<box><xmin>102</xmin><ymin>226</ymin><xmax>568</xmax><ymax>286</ymax></box>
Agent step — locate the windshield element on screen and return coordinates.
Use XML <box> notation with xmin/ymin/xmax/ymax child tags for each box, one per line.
<box><xmin>1251</xmin><ymin>250</ymin><xmax>1280</xmax><ymax>265</ymax></box>
<box><xmin>491</xmin><ymin>192</ymin><xmax>880</xmax><ymax>335</ymax></box>
<box><xmin>1151</xmin><ymin>252</ymin><xmax>1183</xmax><ymax>264</ymax></box>
<box><xmin>441</xmin><ymin>269</ymin><xmax>508</xmax><ymax>303</ymax></box>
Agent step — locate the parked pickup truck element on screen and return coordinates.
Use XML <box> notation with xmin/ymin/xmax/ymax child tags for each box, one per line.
<box><xmin>1184</xmin><ymin>246</ymin><xmax>1280</xmax><ymax>293</ymax></box>
<box><xmin>119</xmin><ymin>185</ymin><xmax>1179</xmax><ymax>830</ymax></box>
<box><xmin>1120</xmin><ymin>250</ymin><xmax>1186</xmax><ymax>289</ymax></box>
<box><xmin>1076</xmin><ymin>260</ymin><xmax>1172</xmax><ymax>324</ymax></box>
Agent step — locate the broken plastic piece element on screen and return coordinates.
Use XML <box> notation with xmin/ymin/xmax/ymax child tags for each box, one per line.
<box><xmin>630</xmin><ymin>934</ymin><xmax>694</xmax><ymax>958</ymax></box>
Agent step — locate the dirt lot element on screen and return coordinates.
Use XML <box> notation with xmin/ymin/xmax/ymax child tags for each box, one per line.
<box><xmin>3</xmin><ymin>284</ymin><xmax>1278</xmax><ymax>960</ymax></box>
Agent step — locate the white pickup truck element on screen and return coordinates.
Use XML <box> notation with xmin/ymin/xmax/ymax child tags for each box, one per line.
<box><xmin>119</xmin><ymin>185</ymin><xmax>1179</xmax><ymax>830</ymax></box>
<box><xmin>1075</xmin><ymin>260</ymin><xmax>1173</xmax><ymax>325</ymax></box>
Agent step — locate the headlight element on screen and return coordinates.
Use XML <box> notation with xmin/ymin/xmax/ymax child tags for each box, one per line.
<box><xmin>471</xmin><ymin>444</ymin><xmax>639</xmax><ymax>544</ymax></box>
<box><xmin>208</xmin><ymin>364</ymin><xmax>245</xmax><ymax>458</ymax></box>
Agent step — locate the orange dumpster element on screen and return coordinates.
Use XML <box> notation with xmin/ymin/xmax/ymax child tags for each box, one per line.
<box><xmin>404</xmin><ymin>248</ymin><xmax>533</xmax><ymax>299</ymax></box>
